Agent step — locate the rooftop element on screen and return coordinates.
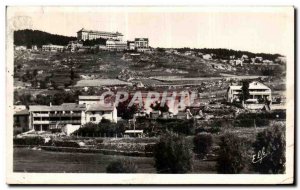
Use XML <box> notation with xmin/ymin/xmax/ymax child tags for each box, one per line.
<box><xmin>75</xmin><ymin>79</ymin><xmax>132</xmax><ymax>87</ymax></box>
<box><xmin>29</xmin><ymin>104</ymin><xmax>86</xmax><ymax>112</ymax></box>
<box><xmin>86</xmin><ymin>103</ymin><xmax>114</xmax><ymax>111</ymax></box>
<box><xmin>14</xmin><ymin>109</ymin><xmax>29</xmax><ymax>116</ymax></box>
<box><xmin>77</xmin><ymin>28</ymin><xmax>123</xmax><ymax>36</ymax></box>
<box><xmin>135</xmin><ymin>38</ymin><xmax>149</xmax><ymax>41</ymax></box>
<box><xmin>79</xmin><ymin>96</ymin><xmax>102</xmax><ymax>100</ymax></box>
<box><xmin>228</xmin><ymin>81</ymin><xmax>271</xmax><ymax>91</ymax></box>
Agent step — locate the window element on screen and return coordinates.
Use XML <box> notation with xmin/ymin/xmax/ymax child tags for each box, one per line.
<box><xmin>90</xmin><ymin>117</ymin><xmax>96</xmax><ymax>122</ymax></box>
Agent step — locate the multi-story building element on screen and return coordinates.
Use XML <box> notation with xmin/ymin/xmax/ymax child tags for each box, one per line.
<box><xmin>134</xmin><ymin>38</ymin><xmax>150</xmax><ymax>52</ymax></box>
<box><xmin>85</xmin><ymin>104</ymin><xmax>117</xmax><ymax>124</ymax></box>
<box><xmin>79</xmin><ymin>96</ymin><xmax>103</xmax><ymax>106</ymax></box>
<box><xmin>127</xmin><ymin>41</ymin><xmax>135</xmax><ymax>50</ymax></box>
<box><xmin>28</xmin><ymin>98</ymin><xmax>117</xmax><ymax>134</ymax></box>
<box><xmin>79</xmin><ymin>95</ymin><xmax>117</xmax><ymax>124</ymax></box>
<box><xmin>13</xmin><ymin>107</ymin><xmax>30</xmax><ymax>134</ymax></box>
<box><xmin>29</xmin><ymin>103</ymin><xmax>86</xmax><ymax>132</ymax></box>
<box><xmin>227</xmin><ymin>81</ymin><xmax>272</xmax><ymax>103</ymax></box>
<box><xmin>134</xmin><ymin>38</ymin><xmax>149</xmax><ymax>48</ymax></box>
<box><xmin>77</xmin><ymin>28</ymin><xmax>123</xmax><ymax>41</ymax></box>
<box><xmin>67</xmin><ymin>40</ymin><xmax>83</xmax><ymax>52</ymax></box>
<box><xmin>106</xmin><ymin>40</ymin><xmax>127</xmax><ymax>51</ymax></box>
<box><xmin>14</xmin><ymin>46</ymin><xmax>27</xmax><ymax>51</ymax></box>
<box><xmin>42</xmin><ymin>44</ymin><xmax>65</xmax><ymax>52</ymax></box>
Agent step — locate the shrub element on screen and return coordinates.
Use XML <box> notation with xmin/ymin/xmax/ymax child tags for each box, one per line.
<box><xmin>53</xmin><ymin>141</ymin><xmax>80</xmax><ymax>148</ymax></box>
<box><xmin>158</xmin><ymin>119</ymin><xmax>195</xmax><ymax>135</ymax></box>
<box><xmin>72</xmin><ymin>121</ymin><xmax>125</xmax><ymax>137</ymax></box>
<box><xmin>144</xmin><ymin>144</ymin><xmax>155</xmax><ymax>153</ymax></box>
<box><xmin>193</xmin><ymin>133</ymin><xmax>213</xmax><ymax>158</ymax></box>
<box><xmin>252</xmin><ymin>122</ymin><xmax>286</xmax><ymax>174</ymax></box>
<box><xmin>106</xmin><ymin>159</ymin><xmax>138</xmax><ymax>173</ymax></box>
<box><xmin>216</xmin><ymin>133</ymin><xmax>247</xmax><ymax>174</ymax></box>
<box><xmin>153</xmin><ymin>131</ymin><xmax>193</xmax><ymax>173</ymax></box>
<box><xmin>210</xmin><ymin>121</ymin><xmax>221</xmax><ymax>133</ymax></box>
<box><xmin>13</xmin><ymin>136</ymin><xmax>45</xmax><ymax>146</ymax></box>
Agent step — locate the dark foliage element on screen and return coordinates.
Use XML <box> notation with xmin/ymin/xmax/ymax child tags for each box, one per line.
<box><xmin>195</xmin><ymin>120</ymin><xmax>222</xmax><ymax>134</ymax></box>
<box><xmin>14</xmin><ymin>29</ymin><xmax>76</xmax><ymax>48</ymax></box>
<box><xmin>72</xmin><ymin>121</ymin><xmax>126</xmax><ymax>137</ymax></box>
<box><xmin>234</xmin><ymin>111</ymin><xmax>286</xmax><ymax>128</ymax></box>
<box><xmin>52</xmin><ymin>141</ymin><xmax>80</xmax><ymax>148</ymax></box>
<box><xmin>13</xmin><ymin>137</ymin><xmax>44</xmax><ymax>146</ymax></box>
<box><xmin>193</xmin><ymin>133</ymin><xmax>213</xmax><ymax>158</ymax></box>
<box><xmin>151</xmin><ymin>101</ymin><xmax>169</xmax><ymax>113</ymax></box>
<box><xmin>252</xmin><ymin>122</ymin><xmax>286</xmax><ymax>174</ymax></box>
<box><xmin>216</xmin><ymin>133</ymin><xmax>247</xmax><ymax>174</ymax></box>
<box><xmin>177</xmin><ymin>48</ymin><xmax>282</xmax><ymax>61</ymax></box>
<box><xmin>117</xmin><ymin>95</ymin><xmax>139</xmax><ymax>119</ymax></box>
<box><xmin>154</xmin><ymin>131</ymin><xmax>192</xmax><ymax>173</ymax></box>
<box><xmin>234</xmin><ymin>119</ymin><xmax>269</xmax><ymax>128</ymax></box>
<box><xmin>106</xmin><ymin>159</ymin><xmax>138</xmax><ymax>173</ymax></box>
<box><xmin>157</xmin><ymin>119</ymin><xmax>195</xmax><ymax>135</ymax></box>
<box><xmin>236</xmin><ymin>111</ymin><xmax>286</xmax><ymax>120</ymax></box>
<box><xmin>241</xmin><ymin>80</ymin><xmax>250</xmax><ymax>101</ymax></box>
<box><xmin>82</xmin><ymin>38</ymin><xmax>107</xmax><ymax>46</ymax></box>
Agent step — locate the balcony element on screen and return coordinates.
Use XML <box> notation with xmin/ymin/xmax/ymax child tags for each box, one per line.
<box><xmin>32</xmin><ymin>113</ymin><xmax>49</xmax><ymax>117</ymax></box>
<box><xmin>49</xmin><ymin>120</ymin><xmax>82</xmax><ymax>125</ymax></box>
<box><xmin>249</xmin><ymin>91</ymin><xmax>271</xmax><ymax>95</ymax></box>
<box><xmin>49</xmin><ymin>113</ymin><xmax>82</xmax><ymax>117</ymax></box>
<box><xmin>32</xmin><ymin>120</ymin><xmax>50</xmax><ymax>124</ymax></box>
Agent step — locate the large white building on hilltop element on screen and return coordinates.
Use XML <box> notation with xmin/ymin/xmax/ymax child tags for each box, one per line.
<box><xmin>77</xmin><ymin>28</ymin><xmax>123</xmax><ymax>41</ymax></box>
<box><xmin>106</xmin><ymin>40</ymin><xmax>127</xmax><ymax>51</ymax></box>
<box><xmin>227</xmin><ymin>81</ymin><xmax>272</xmax><ymax>103</ymax></box>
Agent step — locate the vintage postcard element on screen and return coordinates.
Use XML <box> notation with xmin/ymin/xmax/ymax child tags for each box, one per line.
<box><xmin>6</xmin><ymin>6</ymin><xmax>294</xmax><ymax>184</ymax></box>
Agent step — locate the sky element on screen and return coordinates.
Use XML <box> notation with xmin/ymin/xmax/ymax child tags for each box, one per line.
<box><xmin>8</xmin><ymin>7</ymin><xmax>294</xmax><ymax>55</ymax></box>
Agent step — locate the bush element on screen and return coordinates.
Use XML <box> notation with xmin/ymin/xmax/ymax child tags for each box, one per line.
<box><xmin>252</xmin><ymin>122</ymin><xmax>286</xmax><ymax>174</ymax></box>
<box><xmin>210</xmin><ymin>121</ymin><xmax>221</xmax><ymax>133</ymax></box>
<box><xmin>154</xmin><ymin>131</ymin><xmax>193</xmax><ymax>173</ymax></box>
<box><xmin>216</xmin><ymin>133</ymin><xmax>247</xmax><ymax>174</ymax></box>
<box><xmin>72</xmin><ymin>121</ymin><xmax>125</xmax><ymax>137</ymax></box>
<box><xmin>157</xmin><ymin>119</ymin><xmax>195</xmax><ymax>135</ymax></box>
<box><xmin>234</xmin><ymin>119</ymin><xmax>270</xmax><ymax>128</ymax></box>
<box><xmin>193</xmin><ymin>133</ymin><xmax>213</xmax><ymax>158</ymax></box>
<box><xmin>106</xmin><ymin>159</ymin><xmax>138</xmax><ymax>173</ymax></box>
<box><xmin>13</xmin><ymin>136</ymin><xmax>44</xmax><ymax>146</ymax></box>
<box><xmin>53</xmin><ymin>141</ymin><xmax>80</xmax><ymax>148</ymax></box>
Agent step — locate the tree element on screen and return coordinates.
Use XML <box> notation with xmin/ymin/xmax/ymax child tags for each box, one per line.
<box><xmin>14</xmin><ymin>29</ymin><xmax>76</xmax><ymax>47</ymax></box>
<box><xmin>18</xmin><ymin>94</ymin><xmax>33</xmax><ymax>107</ymax></box>
<box><xmin>151</xmin><ymin>101</ymin><xmax>169</xmax><ymax>113</ymax></box>
<box><xmin>70</xmin><ymin>68</ymin><xmax>75</xmax><ymax>81</ymax></box>
<box><xmin>241</xmin><ymin>80</ymin><xmax>250</xmax><ymax>101</ymax></box>
<box><xmin>39</xmin><ymin>80</ymin><xmax>48</xmax><ymax>89</ymax></box>
<box><xmin>216</xmin><ymin>133</ymin><xmax>247</xmax><ymax>174</ymax></box>
<box><xmin>32</xmin><ymin>69</ymin><xmax>38</xmax><ymax>78</ymax></box>
<box><xmin>252</xmin><ymin>122</ymin><xmax>285</xmax><ymax>174</ymax></box>
<box><xmin>193</xmin><ymin>133</ymin><xmax>213</xmax><ymax>158</ymax></box>
<box><xmin>154</xmin><ymin>131</ymin><xmax>193</xmax><ymax>173</ymax></box>
<box><xmin>117</xmin><ymin>95</ymin><xmax>139</xmax><ymax>119</ymax></box>
<box><xmin>106</xmin><ymin>159</ymin><xmax>138</xmax><ymax>173</ymax></box>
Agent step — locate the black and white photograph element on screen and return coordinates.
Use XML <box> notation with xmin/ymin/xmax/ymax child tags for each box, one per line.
<box><xmin>5</xmin><ymin>6</ymin><xmax>294</xmax><ymax>184</ymax></box>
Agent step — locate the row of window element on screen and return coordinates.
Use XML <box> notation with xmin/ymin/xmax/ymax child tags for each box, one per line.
<box><xmin>33</xmin><ymin>117</ymin><xmax>81</xmax><ymax>121</ymax></box>
<box><xmin>33</xmin><ymin>111</ymin><xmax>82</xmax><ymax>114</ymax></box>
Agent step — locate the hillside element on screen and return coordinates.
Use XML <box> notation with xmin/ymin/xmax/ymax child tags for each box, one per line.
<box><xmin>14</xmin><ymin>29</ymin><xmax>77</xmax><ymax>48</ymax></box>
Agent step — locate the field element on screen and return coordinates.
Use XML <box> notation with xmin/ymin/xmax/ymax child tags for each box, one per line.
<box><xmin>14</xmin><ymin>148</ymin><xmax>217</xmax><ymax>173</ymax></box>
